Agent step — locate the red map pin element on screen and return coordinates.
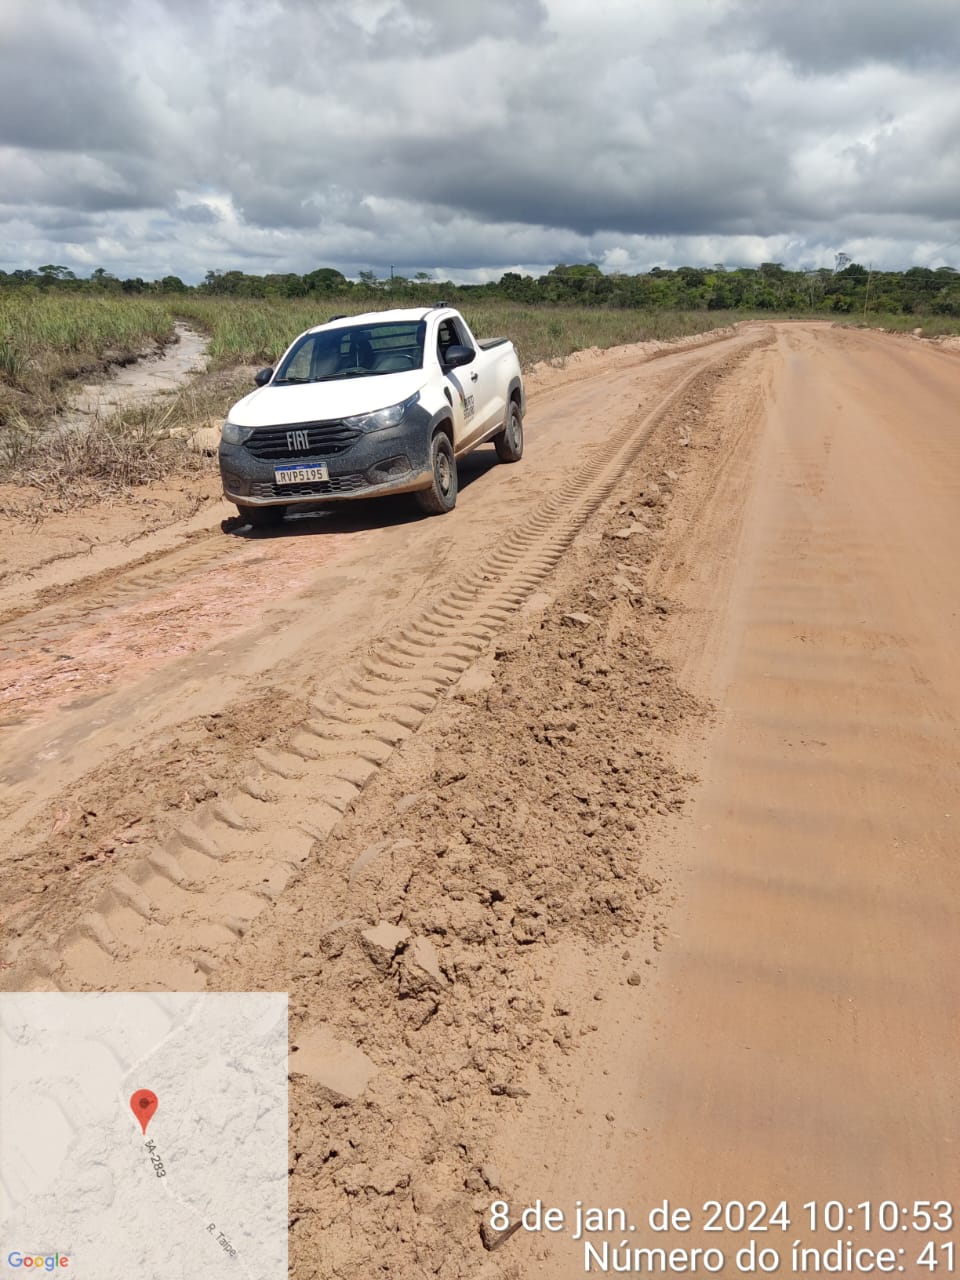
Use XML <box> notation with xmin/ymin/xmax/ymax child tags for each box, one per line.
<box><xmin>130</xmin><ymin>1089</ymin><xmax>159</xmax><ymax>1135</ymax></box>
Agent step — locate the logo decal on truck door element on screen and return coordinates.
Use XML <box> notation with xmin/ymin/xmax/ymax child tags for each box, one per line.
<box><xmin>285</xmin><ymin>429</ymin><xmax>310</xmax><ymax>452</ymax></box>
<box><xmin>456</xmin><ymin>389</ymin><xmax>475</xmax><ymax>422</ymax></box>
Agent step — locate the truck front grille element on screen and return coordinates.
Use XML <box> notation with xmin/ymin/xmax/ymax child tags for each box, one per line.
<box><xmin>244</xmin><ymin>421</ymin><xmax>361</xmax><ymax>459</ymax></box>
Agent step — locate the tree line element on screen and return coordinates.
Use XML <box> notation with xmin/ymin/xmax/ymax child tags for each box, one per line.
<box><xmin>2</xmin><ymin>260</ymin><xmax>959</xmax><ymax>316</ymax></box>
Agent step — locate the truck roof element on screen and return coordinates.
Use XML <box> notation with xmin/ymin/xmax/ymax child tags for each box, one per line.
<box><xmin>308</xmin><ymin>306</ymin><xmax>447</xmax><ymax>333</ymax></box>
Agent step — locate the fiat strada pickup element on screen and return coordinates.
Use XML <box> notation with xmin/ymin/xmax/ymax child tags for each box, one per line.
<box><xmin>219</xmin><ymin>304</ymin><xmax>525</xmax><ymax>526</ymax></box>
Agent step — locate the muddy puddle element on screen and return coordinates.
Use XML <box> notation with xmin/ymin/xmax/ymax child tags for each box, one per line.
<box><xmin>62</xmin><ymin>322</ymin><xmax>209</xmax><ymax>426</ymax></box>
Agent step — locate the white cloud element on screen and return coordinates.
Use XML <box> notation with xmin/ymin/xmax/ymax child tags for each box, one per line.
<box><xmin>0</xmin><ymin>0</ymin><xmax>958</xmax><ymax>280</ymax></box>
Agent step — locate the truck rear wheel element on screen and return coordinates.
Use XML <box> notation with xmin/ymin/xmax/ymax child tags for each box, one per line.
<box><xmin>415</xmin><ymin>432</ymin><xmax>458</xmax><ymax>515</ymax></box>
<box><xmin>494</xmin><ymin>399</ymin><xmax>523</xmax><ymax>462</ymax></box>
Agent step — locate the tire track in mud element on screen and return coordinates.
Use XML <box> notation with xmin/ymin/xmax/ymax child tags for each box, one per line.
<box><xmin>2</xmin><ymin>338</ymin><xmax>763</xmax><ymax>992</ymax></box>
<box><xmin>0</xmin><ymin>532</ymin><xmax>343</xmax><ymax>727</ymax></box>
<box><xmin>0</xmin><ymin>529</ymin><xmax>245</xmax><ymax>640</ymax></box>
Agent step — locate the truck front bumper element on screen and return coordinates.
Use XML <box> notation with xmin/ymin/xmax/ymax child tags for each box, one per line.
<box><xmin>219</xmin><ymin>407</ymin><xmax>435</xmax><ymax>507</ymax></box>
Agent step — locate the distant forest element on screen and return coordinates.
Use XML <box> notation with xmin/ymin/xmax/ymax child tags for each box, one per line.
<box><xmin>3</xmin><ymin>260</ymin><xmax>959</xmax><ymax>316</ymax></box>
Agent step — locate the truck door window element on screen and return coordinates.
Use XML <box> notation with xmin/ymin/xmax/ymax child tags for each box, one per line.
<box><xmin>454</xmin><ymin>317</ymin><xmax>474</xmax><ymax>350</ymax></box>
<box><xmin>437</xmin><ymin>317</ymin><xmax>473</xmax><ymax>365</ymax></box>
<box><xmin>437</xmin><ymin>319</ymin><xmax>456</xmax><ymax>365</ymax></box>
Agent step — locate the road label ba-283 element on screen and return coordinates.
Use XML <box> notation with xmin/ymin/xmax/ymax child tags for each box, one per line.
<box><xmin>143</xmin><ymin>1139</ymin><xmax>166</xmax><ymax>1178</ymax></box>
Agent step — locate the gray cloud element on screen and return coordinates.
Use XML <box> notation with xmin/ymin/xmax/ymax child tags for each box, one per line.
<box><xmin>177</xmin><ymin>203</ymin><xmax>223</xmax><ymax>225</ymax></box>
<box><xmin>727</xmin><ymin>0</ymin><xmax>960</xmax><ymax>72</ymax></box>
<box><xmin>0</xmin><ymin>12</ymin><xmax>145</xmax><ymax>152</ymax></box>
<box><xmin>0</xmin><ymin>0</ymin><xmax>958</xmax><ymax>281</ymax></box>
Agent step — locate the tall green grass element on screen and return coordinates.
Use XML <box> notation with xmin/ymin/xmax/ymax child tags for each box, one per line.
<box><xmin>0</xmin><ymin>290</ymin><xmax>745</xmax><ymax>507</ymax></box>
<box><xmin>0</xmin><ymin>293</ymin><xmax>174</xmax><ymax>378</ymax></box>
<box><xmin>174</xmin><ymin>296</ymin><xmax>738</xmax><ymax>370</ymax></box>
<box><xmin>0</xmin><ymin>291</ymin><xmax>739</xmax><ymax>401</ymax></box>
<box><xmin>0</xmin><ymin>292</ymin><xmax>176</xmax><ymax>431</ymax></box>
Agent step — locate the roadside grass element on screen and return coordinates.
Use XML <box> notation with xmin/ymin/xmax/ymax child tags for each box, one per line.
<box><xmin>173</xmin><ymin>296</ymin><xmax>740</xmax><ymax>369</ymax></box>
<box><xmin>457</xmin><ymin>303</ymin><xmax>738</xmax><ymax>368</ymax></box>
<box><xmin>1</xmin><ymin>293</ymin><xmax>746</xmax><ymax>507</ymax></box>
<box><xmin>837</xmin><ymin>312</ymin><xmax>960</xmax><ymax>337</ymax></box>
<box><xmin>0</xmin><ymin>293</ymin><xmax>175</xmax><ymax>427</ymax></box>
<box><xmin>0</xmin><ymin>368</ymin><xmax>253</xmax><ymax>513</ymax></box>
<box><xmin>0</xmin><ymin>410</ymin><xmax>198</xmax><ymax>514</ymax></box>
<box><xmin>8</xmin><ymin>289</ymin><xmax>960</xmax><ymax>513</ymax></box>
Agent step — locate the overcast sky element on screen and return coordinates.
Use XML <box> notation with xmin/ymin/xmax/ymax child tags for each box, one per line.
<box><xmin>2</xmin><ymin>0</ymin><xmax>959</xmax><ymax>282</ymax></box>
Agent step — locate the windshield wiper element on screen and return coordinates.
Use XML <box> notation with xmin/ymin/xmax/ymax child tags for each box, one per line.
<box><xmin>314</xmin><ymin>368</ymin><xmax>379</xmax><ymax>381</ymax></box>
<box><xmin>273</xmin><ymin>376</ymin><xmax>309</xmax><ymax>385</ymax></box>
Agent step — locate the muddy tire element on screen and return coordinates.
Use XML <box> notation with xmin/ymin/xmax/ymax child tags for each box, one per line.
<box><xmin>238</xmin><ymin>504</ymin><xmax>286</xmax><ymax>529</ymax></box>
<box><xmin>494</xmin><ymin>399</ymin><xmax>523</xmax><ymax>463</ymax></box>
<box><xmin>415</xmin><ymin>431</ymin><xmax>458</xmax><ymax>515</ymax></box>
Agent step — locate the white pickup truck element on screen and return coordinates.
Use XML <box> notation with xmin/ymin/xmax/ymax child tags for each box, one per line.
<box><xmin>218</xmin><ymin>304</ymin><xmax>525</xmax><ymax>526</ymax></box>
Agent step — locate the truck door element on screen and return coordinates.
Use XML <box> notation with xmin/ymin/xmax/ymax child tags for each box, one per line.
<box><xmin>436</xmin><ymin>316</ymin><xmax>474</xmax><ymax>449</ymax></box>
<box><xmin>437</xmin><ymin>315</ymin><xmax>495</xmax><ymax>449</ymax></box>
<box><xmin>456</xmin><ymin>315</ymin><xmax>505</xmax><ymax>438</ymax></box>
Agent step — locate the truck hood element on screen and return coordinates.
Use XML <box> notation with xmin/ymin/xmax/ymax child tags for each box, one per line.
<box><xmin>227</xmin><ymin>371</ymin><xmax>426</xmax><ymax>427</ymax></box>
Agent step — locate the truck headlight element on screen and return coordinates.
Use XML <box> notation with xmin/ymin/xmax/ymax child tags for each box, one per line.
<box><xmin>343</xmin><ymin>392</ymin><xmax>420</xmax><ymax>433</ymax></box>
<box><xmin>222</xmin><ymin>420</ymin><xmax>255</xmax><ymax>445</ymax></box>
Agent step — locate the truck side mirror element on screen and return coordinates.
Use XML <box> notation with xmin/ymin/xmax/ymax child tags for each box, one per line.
<box><xmin>254</xmin><ymin>367</ymin><xmax>274</xmax><ymax>387</ymax></box>
<box><xmin>443</xmin><ymin>345</ymin><xmax>474</xmax><ymax>370</ymax></box>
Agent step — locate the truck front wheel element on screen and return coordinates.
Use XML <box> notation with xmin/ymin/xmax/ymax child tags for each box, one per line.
<box><xmin>494</xmin><ymin>399</ymin><xmax>523</xmax><ymax>462</ymax></box>
<box><xmin>415</xmin><ymin>431</ymin><xmax>458</xmax><ymax>515</ymax></box>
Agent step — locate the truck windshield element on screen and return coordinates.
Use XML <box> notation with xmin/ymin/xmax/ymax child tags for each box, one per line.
<box><xmin>274</xmin><ymin>321</ymin><xmax>426</xmax><ymax>383</ymax></box>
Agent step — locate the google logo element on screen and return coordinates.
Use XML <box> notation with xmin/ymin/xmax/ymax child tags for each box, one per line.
<box><xmin>6</xmin><ymin>1254</ymin><xmax>69</xmax><ymax>1271</ymax></box>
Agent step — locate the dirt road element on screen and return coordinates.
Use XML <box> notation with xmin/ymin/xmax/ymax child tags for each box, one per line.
<box><xmin>485</xmin><ymin>324</ymin><xmax>960</xmax><ymax>1278</ymax></box>
<box><xmin>1</xmin><ymin>323</ymin><xmax>957</xmax><ymax>1278</ymax></box>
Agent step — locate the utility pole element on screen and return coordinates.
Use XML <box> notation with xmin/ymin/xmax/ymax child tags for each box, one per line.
<box><xmin>863</xmin><ymin>263</ymin><xmax>872</xmax><ymax>319</ymax></box>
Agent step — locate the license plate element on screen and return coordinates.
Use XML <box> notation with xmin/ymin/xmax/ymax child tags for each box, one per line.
<box><xmin>274</xmin><ymin>464</ymin><xmax>329</xmax><ymax>484</ymax></box>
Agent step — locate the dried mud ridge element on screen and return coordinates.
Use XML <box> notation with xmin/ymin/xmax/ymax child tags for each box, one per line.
<box><xmin>0</xmin><ymin>323</ymin><xmax>202</xmax><ymax>448</ymax></box>
<box><xmin>59</xmin><ymin>322</ymin><xmax>209</xmax><ymax>426</ymax></box>
<box><xmin>276</xmin><ymin>583</ymin><xmax>700</xmax><ymax>1276</ymax></box>
<box><xmin>2</xmin><ymin>344</ymin><xmax>751</xmax><ymax>994</ymax></box>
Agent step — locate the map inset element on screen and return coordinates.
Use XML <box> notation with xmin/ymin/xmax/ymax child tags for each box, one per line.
<box><xmin>0</xmin><ymin>992</ymin><xmax>287</xmax><ymax>1279</ymax></box>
